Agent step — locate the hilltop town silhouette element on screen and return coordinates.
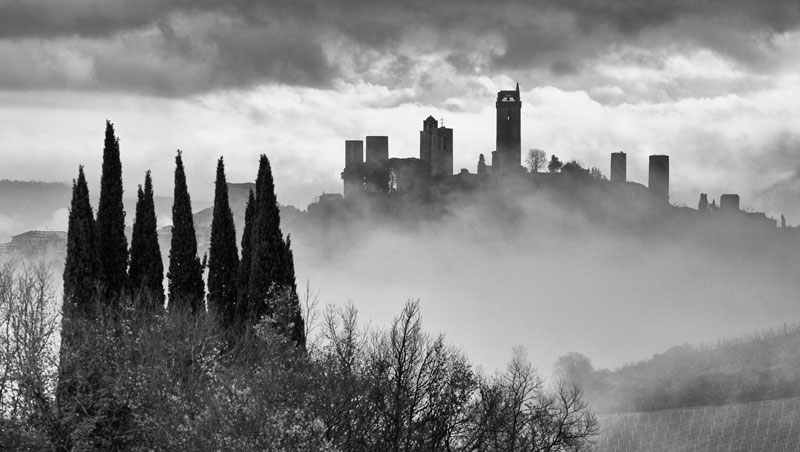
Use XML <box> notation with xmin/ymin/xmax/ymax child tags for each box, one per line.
<box><xmin>320</xmin><ymin>84</ymin><xmax>779</xmax><ymax>232</ymax></box>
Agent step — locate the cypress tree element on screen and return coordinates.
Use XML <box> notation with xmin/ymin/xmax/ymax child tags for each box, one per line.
<box><xmin>247</xmin><ymin>155</ymin><xmax>304</xmax><ymax>345</ymax></box>
<box><xmin>167</xmin><ymin>150</ymin><xmax>205</xmax><ymax>314</ymax></box>
<box><xmin>283</xmin><ymin>234</ymin><xmax>305</xmax><ymax>346</ymax></box>
<box><xmin>96</xmin><ymin>120</ymin><xmax>128</xmax><ymax>300</ymax></box>
<box><xmin>128</xmin><ymin>171</ymin><xmax>165</xmax><ymax>309</ymax></box>
<box><xmin>62</xmin><ymin>165</ymin><xmax>101</xmax><ymax>319</ymax></box>
<box><xmin>58</xmin><ymin>166</ymin><xmax>101</xmax><ymax>444</ymax></box>
<box><xmin>247</xmin><ymin>155</ymin><xmax>283</xmax><ymax>320</ymax></box>
<box><xmin>207</xmin><ymin>157</ymin><xmax>239</xmax><ymax>328</ymax></box>
<box><xmin>235</xmin><ymin>189</ymin><xmax>255</xmax><ymax>326</ymax></box>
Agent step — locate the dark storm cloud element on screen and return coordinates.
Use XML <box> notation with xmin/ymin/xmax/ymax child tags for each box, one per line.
<box><xmin>0</xmin><ymin>0</ymin><xmax>797</xmax><ymax>95</ymax></box>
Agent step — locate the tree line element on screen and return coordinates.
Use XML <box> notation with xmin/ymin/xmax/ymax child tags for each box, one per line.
<box><xmin>0</xmin><ymin>121</ymin><xmax>597</xmax><ymax>451</ymax></box>
<box><xmin>63</xmin><ymin>121</ymin><xmax>302</xmax><ymax>335</ymax></box>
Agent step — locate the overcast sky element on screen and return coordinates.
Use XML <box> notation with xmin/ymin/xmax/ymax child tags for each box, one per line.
<box><xmin>2</xmin><ymin>0</ymin><xmax>799</xmax><ymax>218</ymax></box>
<box><xmin>2</xmin><ymin>0</ymin><xmax>800</xmax><ymax>374</ymax></box>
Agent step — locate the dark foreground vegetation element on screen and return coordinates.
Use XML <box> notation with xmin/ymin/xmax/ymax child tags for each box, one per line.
<box><xmin>0</xmin><ymin>121</ymin><xmax>597</xmax><ymax>451</ymax></box>
<box><xmin>0</xmin><ymin>263</ymin><xmax>597</xmax><ymax>451</ymax></box>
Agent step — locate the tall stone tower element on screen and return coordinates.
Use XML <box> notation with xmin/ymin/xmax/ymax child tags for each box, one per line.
<box><xmin>343</xmin><ymin>140</ymin><xmax>364</xmax><ymax>198</ymax></box>
<box><xmin>419</xmin><ymin>116</ymin><xmax>453</xmax><ymax>177</ymax></box>
<box><xmin>366</xmin><ymin>136</ymin><xmax>389</xmax><ymax>164</ymax></box>
<box><xmin>496</xmin><ymin>83</ymin><xmax>521</xmax><ymax>173</ymax></box>
<box><xmin>610</xmin><ymin>152</ymin><xmax>627</xmax><ymax>183</ymax></box>
<box><xmin>648</xmin><ymin>155</ymin><xmax>669</xmax><ymax>201</ymax></box>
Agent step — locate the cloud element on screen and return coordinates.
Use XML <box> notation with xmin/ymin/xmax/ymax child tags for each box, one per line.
<box><xmin>0</xmin><ymin>0</ymin><xmax>797</xmax><ymax>95</ymax></box>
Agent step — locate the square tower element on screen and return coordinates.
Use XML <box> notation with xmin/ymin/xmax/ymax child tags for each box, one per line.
<box><xmin>610</xmin><ymin>152</ymin><xmax>626</xmax><ymax>183</ymax></box>
<box><xmin>343</xmin><ymin>140</ymin><xmax>364</xmax><ymax>197</ymax></box>
<box><xmin>496</xmin><ymin>83</ymin><xmax>521</xmax><ymax>173</ymax></box>
<box><xmin>366</xmin><ymin>136</ymin><xmax>389</xmax><ymax>164</ymax></box>
<box><xmin>419</xmin><ymin>116</ymin><xmax>453</xmax><ymax>177</ymax></box>
<box><xmin>648</xmin><ymin>155</ymin><xmax>669</xmax><ymax>202</ymax></box>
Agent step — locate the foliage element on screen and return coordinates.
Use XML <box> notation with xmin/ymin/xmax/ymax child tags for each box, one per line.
<box><xmin>579</xmin><ymin>325</ymin><xmax>800</xmax><ymax>413</ymax></box>
<box><xmin>236</xmin><ymin>189</ymin><xmax>256</xmax><ymax>327</ymax></box>
<box><xmin>207</xmin><ymin>158</ymin><xmax>239</xmax><ymax>329</ymax></box>
<box><xmin>553</xmin><ymin>352</ymin><xmax>594</xmax><ymax>389</ymax></box>
<box><xmin>468</xmin><ymin>348</ymin><xmax>598</xmax><ymax>452</ymax></box>
<box><xmin>561</xmin><ymin>160</ymin><xmax>587</xmax><ymax>175</ymax></box>
<box><xmin>246</xmin><ymin>155</ymin><xmax>303</xmax><ymax>346</ymax></box>
<box><xmin>547</xmin><ymin>155</ymin><xmax>563</xmax><ymax>173</ymax></box>
<box><xmin>4</xmin><ymin>259</ymin><xmax>598</xmax><ymax>452</ymax></box>
<box><xmin>128</xmin><ymin>171</ymin><xmax>164</xmax><ymax>309</ymax></box>
<box><xmin>96</xmin><ymin>120</ymin><xmax>129</xmax><ymax>300</ymax></box>
<box><xmin>55</xmin><ymin>293</ymin><xmax>333</xmax><ymax>451</ymax></box>
<box><xmin>588</xmin><ymin>167</ymin><xmax>606</xmax><ymax>180</ymax></box>
<box><xmin>167</xmin><ymin>150</ymin><xmax>205</xmax><ymax>314</ymax></box>
<box><xmin>315</xmin><ymin>301</ymin><xmax>597</xmax><ymax>452</ymax></box>
<box><xmin>63</xmin><ymin>166</ymin><xmax>101</xmax><ymax>320</ymax></box>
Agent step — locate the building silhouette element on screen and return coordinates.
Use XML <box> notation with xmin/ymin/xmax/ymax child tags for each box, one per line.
<box><xmin>648</xmin><ymin>155</ymin><xmax>669</xmax><ymax>201</ymax></box>
<box><xmin>0</xmin><ymin>230</ymin><xmax>67</xmax><ymax>260</ymax></box>
<box><xmin>344</xmin><ymin>140</ymin><xmax>364</xmax><ymax>198</ymax></box>
<box><xmin>366</xmin><ymin>136</ymin><xmax>388</xmax><ymax>165</ymax></box>
<box><xmin>419</xmin><ymin>116</ymin><xmax>453</xmax><ymax>177</ymax></box>
<box><xmin>720</xmin><ymin>194</ymin><xmax>740</xmax><ymax>212</ymax></box>
<box><xmin>611</xmin><ymin>152</ymin><xmax>627</xmax><ymax>183</ymax></box>
<box><xmin>495</xmin><ymin>83</ymin><xmax>522</xmax><ymax>173</ymax></box>
<box><xmin>331</xmin><ymin>84</ymin><xmax>779</xmax><ymax>230</ymax></box>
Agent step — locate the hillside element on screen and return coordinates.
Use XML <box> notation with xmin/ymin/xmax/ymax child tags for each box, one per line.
<box><xmin>582</xmin><ymin>326</ymin><xmax>800</xmax><ymax>414</ymax></box>
<box><xmin>0</xmin><ymin>179</ymin><xmax>212</xmax><ymax>241</ymax></box>
<box><xmin>595</xmin><ymin>397</ymin><xmax>800</xmax><ymax>452</ymax></box>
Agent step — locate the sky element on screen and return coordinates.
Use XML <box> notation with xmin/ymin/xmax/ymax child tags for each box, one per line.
<box><xmin>1</xmin><ymin>0</ymin><xmax>800</xmax><ymax>373</ymax></box>
<box><xmin>1</xmin><ymin>0</ymin><xmax>799</xmax><ymax>218</ymax></box>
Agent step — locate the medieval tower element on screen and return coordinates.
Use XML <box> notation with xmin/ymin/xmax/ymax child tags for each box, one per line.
<box><xmin>496</xmin><ymin>83</ymin><xmax>521</xmax><ymax>172</ymax></box>
<box><xmin>343</xmin><ymin>140</ymin><xmax>364</xmax><ymax>197</ymax></box>
<box><xmin>610</xmin><ymin>151</ymin><xmax>627</xmax><ymax>183</ymax></box>
<box><xmin>419</xmin><ymin>116</ymin><xmax>454</xmax><ymax>177</ymax></box>
<box><xmin>648</xmin><ymin>155</ymin><xmax>669</xmax><ymax>201</ymax></box>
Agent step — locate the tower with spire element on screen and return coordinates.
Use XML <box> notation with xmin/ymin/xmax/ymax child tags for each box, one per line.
<box><xmin>495</xmin><ymin>83</ymin><xmax>521</xmax><ymax>172</ymax></box>
<box><xmin>419</xmin><ymin>115</ymin><xmax>453</xmax><ymax>177</ymax></box>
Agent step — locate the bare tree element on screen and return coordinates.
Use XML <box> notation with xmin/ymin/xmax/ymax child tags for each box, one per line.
<box><xmin>301</xmin><ymin>280</ymin><xmax>322</xmax><ymax>352</ymax></box>
<box><xmin>466</xmin><ymin>347</ymin><xmax>598</xmax><ymax>452</ymax></box>
<box><xmin>526</xmin><ymin>149</ymin><xmax>547</xmax><ymax>173</ymax></box>
<box><xmin>0</xmin><ymin>261</ymin><xmax>60</xmax><ymax>447</ymax></box>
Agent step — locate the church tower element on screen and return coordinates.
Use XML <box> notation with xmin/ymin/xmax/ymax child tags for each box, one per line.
<box><xmin>495</xmin><ymin>83</ymin><xmax>521</xmax><ymax>172</ymax></box>
<box><xmin>419</xmin><ymin>116</ymin><xmax>453</xmax><ymax>177</ymax></box>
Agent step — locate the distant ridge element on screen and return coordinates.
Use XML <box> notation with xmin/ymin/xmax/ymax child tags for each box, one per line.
<box><xmin>596</xmin><ymin>397</ymin><xmax>800</xmax><ymax>452</ymax></box>
<box><xmin>585</xmin><ymin>325</ymin><xmax>800</xmax><ymax>413</ymax></box>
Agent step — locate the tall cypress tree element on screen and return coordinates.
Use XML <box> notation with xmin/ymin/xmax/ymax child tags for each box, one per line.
<box><xmin>167</xmin><ymin>150</ymin><xmax>205</xmax><ymax>314</ymax></box>
<box><xmin>96</xmin><ymin>120</ymin><xmax>128</xmax><ymax>300</ymax></box>
<box><xmin>282</xmin><ymin>234</ymin><xmax>305</xmax><ymax>346</ymax></box>
<box><xmin>128</xmin><ymin>171</ymin><xmax>165</xmax><ymax>309</ymax></box>
<box><xmin>58</xmin><ymin>165</ymin><xmax>101</xmax><ymax>443</ymax></box>
<box><xmin>63</xmin><ymin>165</ymin><xmax>101</xmax><ymax>320</ymax></box>
<box><xmin>247</xmin><ymin>155</ymin><xmax>304</xmax><ymax>345</ymax></box>
<box><xmin>207</xmin><ymin>157</ymin><xmax>239</xmax><ymax>328</ymax></box>
<box><xmin>247</xmin><ymin>155</ymin><xmax>283</xmax><ymax>320</ymax></box>
<box><xmin>235</xmin><ymin>189</ymin><xmax>255</xmax><ymax>326</ymax></box>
